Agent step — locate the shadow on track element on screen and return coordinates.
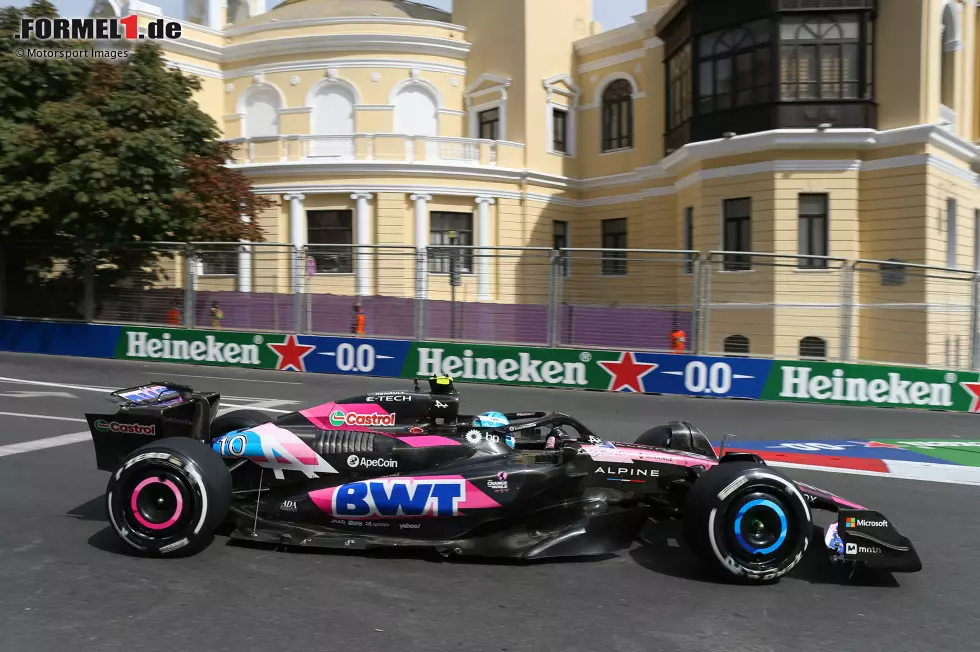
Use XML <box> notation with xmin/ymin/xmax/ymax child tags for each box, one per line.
<box><xmin>70</xmin><ymin>497</ymin><xmax>900</xmax><ymax>587</ymax></box>
<box><xmin>631</xmin><ymin>522</ymin><xmax>901</xmax><ymax>588</ymax></box>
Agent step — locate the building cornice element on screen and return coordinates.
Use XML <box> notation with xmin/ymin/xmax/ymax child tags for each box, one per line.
<box><xmin>223</xmin><ymin>16</ymin><xmax>467</xmax><ymax>38</ymax></box>
<box><xmin>229</xmin><ymin>125</ymin><xmax>980</xmax><ymax>206</ymax></box>
<box><xmin>223</xmin><ymin>57</ymin><xmax>467</xmax><ymax>80</ymax></box>
<box><xmin>228</xmin><ymin>160</ymin><xmax>526</xmax><ymax>184</ymax></box>
<box><xmin>573</xmin><ymin>23</ymin><xmax>646</xmax><ymax>56</ymax></box>
<box><xmin>157</xmin><ymin>32</ymin><xmax>471</xmax><ymax>65</ymax></box>
<box><xmin>223</xmin><ymin>33</ymin><xmax>471</xmax><ymax>62</ymax></box>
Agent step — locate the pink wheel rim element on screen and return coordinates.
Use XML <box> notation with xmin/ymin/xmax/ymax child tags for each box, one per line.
<box><xmin>130</xmin><ymin>477</ymin><xmax>183</xmax><ymax>530</ymax></box>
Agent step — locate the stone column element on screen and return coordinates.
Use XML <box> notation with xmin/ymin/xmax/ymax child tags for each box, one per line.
<box><xmin>238</xmin><ymin>214</ymin><xmax>253</xmax><ymax>293</ymax></box>
<box><xmin>475</xmin><ymin>196</ymin><xmax>495</xmax><ymax>300</ymax></box>
<box><xmin>208</xmin><ymin>0</ymin><xmax>221</xmax><ymax>30</ymax></box>
<box><xmin>351</xmin><ymin>192</ymin><xmax>374</xmax><ymax>297</ymax></box>
<box><xmin>284</xmin><ymin>193</ymin><xmax>306</xmax><ymax>293</ymax></box>
<box><xmin>411</xmin><ymin>193</ymin><xmax>432</xmax><ymax>301</ymax></box>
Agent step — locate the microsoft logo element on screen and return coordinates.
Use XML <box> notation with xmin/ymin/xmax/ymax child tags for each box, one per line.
<box><xmin>845</xmin><ymin>517</ymin><xmax>856</xmax><ymax>528</ymax></box>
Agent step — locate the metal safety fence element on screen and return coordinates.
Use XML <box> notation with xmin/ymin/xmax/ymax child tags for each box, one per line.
<box><xmin>2</xmin><ymin>241</ymin><xmax>979</xmax><ymax>370</ymax></box>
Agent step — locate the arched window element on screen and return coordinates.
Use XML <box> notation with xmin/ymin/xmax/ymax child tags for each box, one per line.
<box><xmin>393</xmin><ymin>83</ymin><xmax>438</xmax><ymax>137</ymax></box>
<box><xmin>780</xmin><ymin>16</ymin><xmax>861</xmax><ymax>101</ymax></box>
<box><xmin>309</xmin><ymin>84</ymin><xmax>355</xmax><ymax>158</ymax></box>
<box><xmin>723</xmin><ymin>334</ymin><xmax>750</xmax><ymax>356</ymax></box>
<box><xmin>699</xmin><ymin>21</ymin><xmax>770</xmax><ymax>113</ymax></box>
<box><xmin>941</xmin><ymin>4</ymin><xmax>958</xmax><ymax>107</ymax></box>
<box><xmin>601</xmin><ymin>79</ymin><xmax>633</xmax><ymax>152</ymax></box>
<box><xmin>243</xmin><ymin>86</ymin><xmax>281</xmax><ymax>139</ymax></box>
<box><xmin>799</xmin><ymin>336</ymin><xmax>827</xmax><ymax>360</ymax></box>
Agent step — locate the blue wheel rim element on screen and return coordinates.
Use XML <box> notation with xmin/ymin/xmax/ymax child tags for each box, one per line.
<box><xmin>733</xmin><ymin>498</ymin><xmax>788</xmax><ymax>555</ymax></box>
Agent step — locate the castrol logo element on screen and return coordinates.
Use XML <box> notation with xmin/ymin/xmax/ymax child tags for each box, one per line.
<box><xmin>328</xmin><ymin>410</ymin><xmax>396</xmax><ymax>427</ymax></box>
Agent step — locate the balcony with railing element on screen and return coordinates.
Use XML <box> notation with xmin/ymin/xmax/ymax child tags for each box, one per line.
<box><xmin>226</xmin><ymin>134</ymin><xmax>526</xmax><ymax>169</ymax></box>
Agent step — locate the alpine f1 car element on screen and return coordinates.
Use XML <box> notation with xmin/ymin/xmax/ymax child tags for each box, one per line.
<box><xmin>85</xmin><ymin>376</ymin><xmax>922</xmax><ymax>581</ymax></box>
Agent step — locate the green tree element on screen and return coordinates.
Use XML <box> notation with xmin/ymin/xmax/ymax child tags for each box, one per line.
<box><xmin>0</xmin><ymin>0</ymin><xmax>270</xmax><ymax>318</ymax></box>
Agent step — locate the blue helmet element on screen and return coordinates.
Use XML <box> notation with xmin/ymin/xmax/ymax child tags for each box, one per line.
<box><xmin>473</xmin><ymin>411</ymin><xmax>509</xmax><ymax>428</ymax></box>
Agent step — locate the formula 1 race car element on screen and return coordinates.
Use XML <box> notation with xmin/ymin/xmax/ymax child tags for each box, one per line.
<box><xmin>85</xmin><ymin>377</ymin><xmax>922</xmax><ymax>581</ymax></box>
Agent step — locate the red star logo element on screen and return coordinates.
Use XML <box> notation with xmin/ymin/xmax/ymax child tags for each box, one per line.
<box><xmin>597</xmin><ymin>352</ymin><xmax>658</xmax><ymax>393</ymax></box>
<box><xmin>267</xmin><ymin>334</ymin><xmax>316</xmax><ymax>372</ymax></box>
<box><xmin>960</xmin><ymin>379</ymin><xmax>980</xmax><ymax>413</ymax></box>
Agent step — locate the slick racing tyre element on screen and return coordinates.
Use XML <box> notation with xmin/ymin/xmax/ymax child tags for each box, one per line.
<box><xmin>105</xmin><ymin>437</ymin><xmax>232</xmax><ymax>557</ymax></box>
<box><xmin>683</xmin><ymin>462</ymin><xmax>811</xmax><ymax>582</ymax></box>
<box><xmin>209</xmin><ymin>409</ymin><xmax>270</xmax><ymax>441</ymax></box>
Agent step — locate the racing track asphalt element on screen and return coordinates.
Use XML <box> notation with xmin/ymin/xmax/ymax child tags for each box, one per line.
<box><xmin>0</xmin><ymin>351</ymin><xmax>978</xmax><ymax>652</ymax></box>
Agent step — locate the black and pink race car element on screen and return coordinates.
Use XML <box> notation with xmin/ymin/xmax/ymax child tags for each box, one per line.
<box><xmin>85</xmin><ymin>376</ymin><xmax>922</xmax><ymax>582</ymax></box>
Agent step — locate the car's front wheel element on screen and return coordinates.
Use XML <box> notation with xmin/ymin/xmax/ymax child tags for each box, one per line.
<box><xmin>105</xmin><ymin>437</ymin><xmax>232</xmax><ymax>557</ymax></box>
<box><xmin>683</xmin><ymin>461</ymin><xmax>811</xmax><ymax>582</ymax></box>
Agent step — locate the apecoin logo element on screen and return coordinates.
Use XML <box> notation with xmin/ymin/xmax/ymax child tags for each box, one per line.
<box><xmin>347</xmin><ymin>454</ymin><xmax>397</xmax><ymax>469</ymax></box>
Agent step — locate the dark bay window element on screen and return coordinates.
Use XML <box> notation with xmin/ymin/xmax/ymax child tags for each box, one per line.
<box><xmin>601</xmin><ymin>218</ymin><xmax>628</xmax><ymax>275</ymax></box>
<box><xmin>552</xmin><ymin>108</ymin><xmax>569</xmax><ymax>154</ymax></box>
<box><xmin>200</xmin><ymin>245</ymin><xmax>239</xmax><ymax>276</ymax></box>
<box><xmin>430</xmin><ymin>211</ymin><xmax>473</xmax><ymax>274</ymax></box>
<box><xmin>478</xmin><ymin>108</ymin><xmax>499</xmax><ymax>140</ymax></box>
<box><xmin>601</xmin><ymin>80</ymin><xmax>634</xmax><ymax>152</ymax></box>
<box><xmin>307</xmin><ymin>210</ymin><xmax>353</xmax><ymax>273</ymax></box>
<box><xmin>698</xmin><ymin>20</ymin><xmax>771</xmax><ymax>114</ymax></box>
<box><xmin>657</xmin><ymin>0</ymin><xmax>875</xmax><ymax>153</ymax></box>
<box><xmin>667</xmin><ymin>43</ymin><xmax>692</xmax><ymax>129</ymax></box>
<box><xmin>553</xmin><ymin>220</ymin><xmax>569</xmax><ymax>276</ymax></box>
<box><xmin>798</xmin><ymin>193</ymin><xmax>829</xmax><ymax>268</ymax></box>
<box><xmin>780</xmin><ymin>16</ymin><xmax>861</xmax><ymax>101</ymax></box>
<box><xmin>723</xmin><ymin>198</ymin><xmax>751</xmax><ymax>271</ymax></box>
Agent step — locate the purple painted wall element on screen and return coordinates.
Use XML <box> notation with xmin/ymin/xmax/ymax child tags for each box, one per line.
<box><xmin>89</xmin><ymin>289</ymin><xmax>691</xmax><ymax>351</ymax></box>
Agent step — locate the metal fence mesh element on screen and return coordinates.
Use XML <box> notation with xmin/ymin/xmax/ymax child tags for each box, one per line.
<box><xmin>3</xmin><ymin>241</ymin><xmax>980</xmax><ymax>371</ymax></box>
<box><xmin>702</xmin><ymin>252</ymin><xmax>850</xmax><ymax>361</ymax></box>
<box><xmin>557</xmin><ymin>249</ymin><xmax>697</xmax><ymax>351</ymax></box>
<box><xmin>853</xmin><ymin>260</ymin><xmax>977</xmax><ymax>370</ymax></box>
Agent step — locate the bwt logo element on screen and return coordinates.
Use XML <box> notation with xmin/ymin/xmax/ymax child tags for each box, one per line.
<box><xmin>332</xmin><ymin>479</ymin><xmax>465</xmax><ymax>518</ymax></box>
<box><xmin>16</xmin><ymin>16</ymin><xmax>182</xmax><ymax>41</ymax></box>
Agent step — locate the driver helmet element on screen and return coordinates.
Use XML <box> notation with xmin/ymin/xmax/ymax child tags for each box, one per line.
<box><xmin>473</xmin><ymin>411</ymin><xmax>509</xmax><ymax>428</ymax></box>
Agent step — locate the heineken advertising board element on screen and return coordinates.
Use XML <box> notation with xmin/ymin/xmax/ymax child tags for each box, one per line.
<box><xmin>1</xmin><ymin>318</ymin><xmax>979</xmax><ymax>414</ymax></box>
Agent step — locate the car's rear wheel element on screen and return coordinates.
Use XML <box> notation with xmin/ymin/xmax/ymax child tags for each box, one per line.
<box><xmin>683</xmin><ymin>461</ymin><xmax>811</xmax><ymax>582</ymax></box>
<box><xmin>105</xmin><ymin>437</ymin><xmax>232</xmax><ymax>557</ymax></box>
<box><xmin>209</xmin><ymin>409</ymin><xmax>270</xmax><ymax>441</ymax></box>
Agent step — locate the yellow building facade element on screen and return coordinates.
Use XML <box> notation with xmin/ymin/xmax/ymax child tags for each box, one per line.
<box><xmin>106</xmin><ymin>0</ymin><xmax>980</xmax><ymax>366</ymax></box>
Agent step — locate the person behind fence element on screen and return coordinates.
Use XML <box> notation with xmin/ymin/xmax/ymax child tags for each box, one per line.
<box><xmin>166</xmin><ymin>303</ymin><xmax>181</xmax><ymax>326</ymax></box>
<box><xmin>351</xmin><ymin>303</ymin><xmax>365</xmax><ymax>337</ymax></box>
<box><xmin>210</xmin><ymin>302</ymin><xmax>223</xmax><ymax>330</ymax></box>
<box><xmin>670</xmin><ymin>321</ymin><xmax>686</xmax><ymax>354</ymax></box>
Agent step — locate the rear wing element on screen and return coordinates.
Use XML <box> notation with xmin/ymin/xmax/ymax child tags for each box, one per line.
<box><xmin>86</xmin><ymin>381</ymin><xmax>221</xmax><ymax>473</ymax></box>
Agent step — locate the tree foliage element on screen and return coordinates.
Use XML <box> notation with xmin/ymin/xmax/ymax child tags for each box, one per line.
<box><xmin>0</xmin><ymin>0</ymin><xmax>270</xmax><ymax>317</ymax></box>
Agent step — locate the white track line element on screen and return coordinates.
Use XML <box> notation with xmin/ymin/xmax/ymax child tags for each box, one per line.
<box><xmin>0</xmin><ymin>376</ymin><xmax>299</xmax><ymax>406</ymax></box>
<box><xmin>0</xmin><ymin>376</ymin><xmax>111</xmax><ymax>393</ymax></box>
<box><xmin>161</xmin><ymin>373</ymin><xmax>302</xmax><ymax>385</ymax></box>
<box><xmin>0</xmin><ymin>412</ymin><xmax>87</xmax><ymax>423</ymax></box>
<box><xmin>0</xmin><ymin>431</ymin><xmax>91</xmax><ymax>458</ymax></box>
<box><xmin>767</xmin><ymin>460</ymin><xmax>980</xmax><ymax>487</ymax></box>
